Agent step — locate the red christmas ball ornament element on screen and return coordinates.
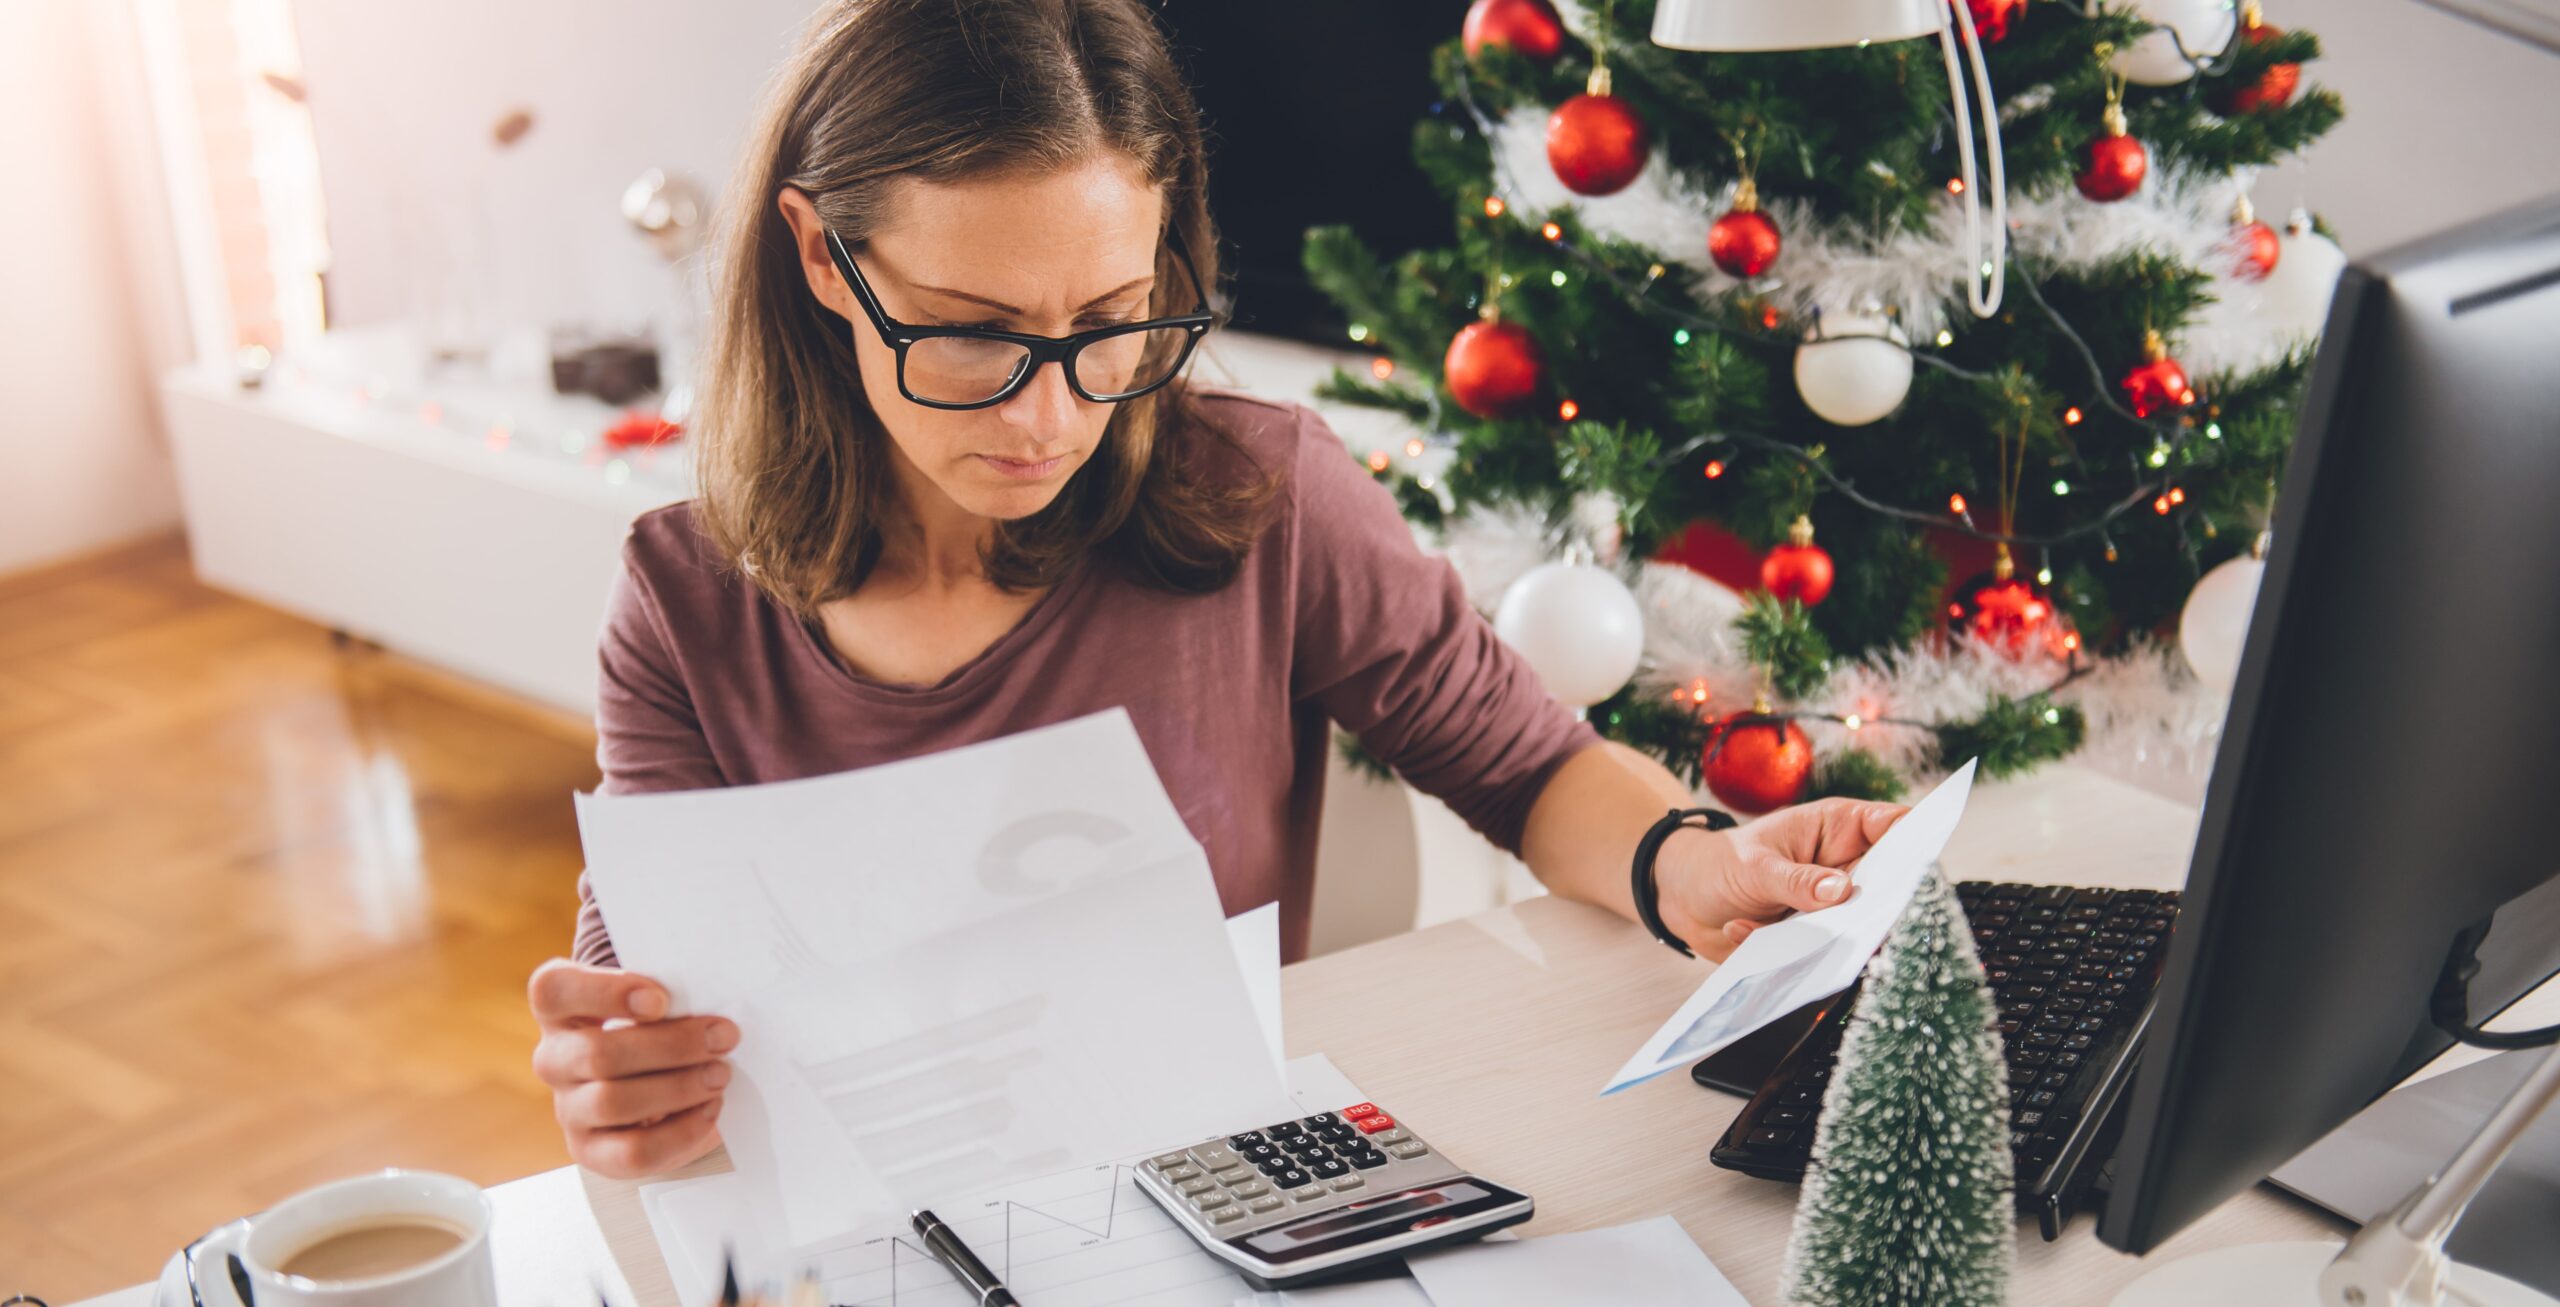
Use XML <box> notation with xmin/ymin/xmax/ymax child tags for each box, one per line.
<box><xmin>1760</xmin><ymin>514</ymin><xmax>1835</xmax><ymax>607</ymax></box>
<box><xmin>1708</xmin><ymin>179</ymin><xmax>1783</xmax><ymax>279</ymax></box>
<box><xmin>1704</xmin><ymin>710</ymin><xmax>1814</xmax><ymax>813</ymax></box>
<box><xmin>2214</xmin><ymin>2</ymin><xmax>2301</xmax><ymax>115</ymax></box>
<box><xmin>1966</xmin><ymin>0</ymin><xmax>2028</xmax><ymax>43</ymax></box>
<box><xmin>1462</xmin><ymin>0</ymin><xmax>1565</xmax><ymax>63</ymax></box>
<box><xmin>1947</xmin><ymin>548</ymin><xmax>2075</xmax><ymax>658</ymax></box>
<box><xmin>2076</xmin><ymin>101</ymin><xmax>2148</xmax><ymax>203</ymax></box>
<box><xmin>1443</xmin><ymin>317</ymin><xmax>1546</xmax><ymax>419</ymax></box>
<box><xmin>2230</xmin><ymin>195</ymin><xmax>2282</xmax><ymax>281</ymax></box>
<box><xmin>2119</xmin><ymin>329</ymin><xmax>2195</xmax><ymax>419</ymax></box>
<box><xmin>1547</xmin><ymin>68</ymin><xmax>1649</xmax><ymax>197</ymax></box>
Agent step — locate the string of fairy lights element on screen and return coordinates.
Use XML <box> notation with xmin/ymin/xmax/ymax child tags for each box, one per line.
<box><xmin>1342</xmin><ymin>18</ymin><xmax>2278</xmax><ymax>567</ymax></box>
<box><xmin>1667</xmin><ymin>676</ymin><xmax>2084</xmax><ymax>760</ymax></box>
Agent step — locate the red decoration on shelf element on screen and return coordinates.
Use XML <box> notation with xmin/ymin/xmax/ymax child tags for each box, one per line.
<box><xmin>1709</xmin><ymin>178</ymin><xmax>1782</xmax><ymax>279</ymax></box>
<box><xmin>1704</xmin><ymin>710</ymin><xmax>1814</xmax><ymax>813</ymax></box>
<box><xmin>1760</xmin><ymin>514</ymin><xmax>1835</xmax><ymax>607</ymax></box>
<box><xmin>1462</xmin><ymin>0</ymin><xmax>1565</xmax><ymax>63</ymax></box>
<box><xmin>1547</xmin><ymin>65</ymin><xmax>1649</xmax><ymax>197</ymax></box>
<box><xmin>2076</xmin><ymin>97</ymin><xmax>2148</xmax><ymax>202</ymax></box>
<box><xmin>2230</xmin><ymin>195</ymin><xmax>2281</xmax><ymax>282</ymax></box>
<box><xmin>2214</xmin><ymin>2</ymin><xmax>2301</xmax><ymax>115</ymax></box>
<box><xmin>603</xmin><ymin>409</ymin><xmax>684</xmax><ymax>448</ymax></box>
<box><xmin>1947</xmin><ymin>547</ymin><xmax>2073</xmax><ymax>658</ymax></box>
<box><xmin>1966</xmin><ymin>0</ymin><xmax>2028</xmax><ymax>42</ymax></box>
<box><xmin>2119</xmin><ymin>329</ymin><xmax>2195</xmax><ymax>419</ymax></box>
<box><xmin>1443</xmin><ymin>318</ymin><xmax>1546</xmax><ymax>419</ymax></box>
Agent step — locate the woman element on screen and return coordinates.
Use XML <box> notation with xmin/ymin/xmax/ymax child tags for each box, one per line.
<box><xmin>528</xmin><ymin>0</ymin><xmax>1907</xmax><ymax>1181</ymax></box>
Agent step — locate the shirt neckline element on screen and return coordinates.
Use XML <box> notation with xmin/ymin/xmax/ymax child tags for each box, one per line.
<box><xmin>785</xmin><ymin>555</ymin><xmax>1098</xmax><ymax>706</ymax></box>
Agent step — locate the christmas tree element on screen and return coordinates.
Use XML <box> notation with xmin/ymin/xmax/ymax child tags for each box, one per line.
<box><xmin>1305</xmin><ymin>0</ymin><xmax>2344</xmax><ymax>807</ymax></box>
<box><xmin>1781</xmin><ymin>870</ymin><xmax>2013</xmax><ymax>1306</ymax></box>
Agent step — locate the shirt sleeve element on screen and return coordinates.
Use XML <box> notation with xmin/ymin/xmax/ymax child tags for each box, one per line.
<box><xmin>571</xmin><ymin>537</ymin><xmax>729</xmax><ymax>967</ymax></box>
<box><xmin>1284</xmin><ymin>406</ymin><xmax>1601</xmax><ymax>855</ymax></box>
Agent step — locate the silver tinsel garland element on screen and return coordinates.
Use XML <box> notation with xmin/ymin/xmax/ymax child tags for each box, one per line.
<box><xmin>1484</xmin><ymin>109</ymin><xmax>2315</xmax><ymax>378</ymax></box>
<box><xmin>1435</xmin><ymin>510</ymin><xmax>2230</xmax><ymax>805</ymax></box>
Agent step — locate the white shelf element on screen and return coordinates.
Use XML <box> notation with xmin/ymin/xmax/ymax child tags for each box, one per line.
<box><xmin>162</xmin><ymin>327</ymin><xmax>693</xmax><ymax>713</ymax></box>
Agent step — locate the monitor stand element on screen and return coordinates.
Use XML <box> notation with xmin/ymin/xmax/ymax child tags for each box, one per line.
<box><xmin>2110</xmin><ymin>1242</ymin><xmax>2548</xmax><ymax>1307</ymax></box>
<box><xmin>2111</xmin><ymin>1042</ymin><xmax>2560</xmax><ymax>1307</ymax></box>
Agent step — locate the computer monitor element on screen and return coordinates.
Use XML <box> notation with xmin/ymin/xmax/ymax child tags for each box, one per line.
<box><xmin>2098</xmin><ymin>192</ymin><xmax>2560</xmax><ymax>1254</ymax></box>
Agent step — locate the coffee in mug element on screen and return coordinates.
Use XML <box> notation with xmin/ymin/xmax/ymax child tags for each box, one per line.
<box><xmin>277</xmin><ymin>1217</ymin><xmax>471</xmax><ymax>1282</ymax></box>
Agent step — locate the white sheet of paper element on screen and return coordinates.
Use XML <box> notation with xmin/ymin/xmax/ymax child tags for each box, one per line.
<box><xmin>1404</xmin><ymin>1215</ymin><xmax>1742</xmax><ymax>1306</ymax></box>
<box><xmin>1233</xmin><ymin>1278</ymin><xmax>1436</xmax><ymax>1307</ymax></box>
<box><xmin>1602</xmin><ymin>759</ymin><xmax>1979</xmax><ymax>1095</ymax></box>
<box><xmin>1229</xmin><ymin>901</ymin><xmax>1284</xmax><ymax>1067</ymax></box>
<box><xmin>643</xmin><ymin>1054</ymin><xmax>1367</xmax><ymax>1307</ymax></box>
<box><xmin>579</xmin><ymin>710</ymin><xmax>1287</xmax><ymax>1245</ymax></box>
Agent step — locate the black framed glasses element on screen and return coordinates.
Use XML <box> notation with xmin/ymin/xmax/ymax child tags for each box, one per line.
<box><xmin>824</xmin><ymin>226</ymin><xmax>1215</xmax><ymax>410</ymax></box>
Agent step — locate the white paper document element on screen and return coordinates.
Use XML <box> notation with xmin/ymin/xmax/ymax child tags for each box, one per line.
<box><xmin>642</xmin><ymin>1054</ymin><xmax>1371</xmax><ymax>1307</ymax></box>
<box><xmin>1404</xmin><ymin>1215</ymin><xmax>1743</xmax><ymax>1306</ymax></box>
<box><xmin>1233</xmin><ymin>1278</ymin><xmax>1436</xmax><ymax>1307</ymax></box>
<box><xmin>578</xmin><ymin>710</ymin><xmax>1287</xmax><ymax>1246</ymax></box>
<box><xmin>1230</xmin><ymin>900</ymin><xmax>1284</xmax><ymax>1068</ymax></box>
<box><xmin>1602</xmin><ymin>759</ymin><xmax>1979</xmax><ymax>1095</ymax></box>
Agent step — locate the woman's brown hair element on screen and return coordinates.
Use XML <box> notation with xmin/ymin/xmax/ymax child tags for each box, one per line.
<box><xmin>694</xmin><ymin>0</ymin><xmax>1274</xmax><ymax>615</ymax></box>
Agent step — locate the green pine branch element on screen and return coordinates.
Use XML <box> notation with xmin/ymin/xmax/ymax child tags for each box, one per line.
<box><xmin>1807</xmin><ymin>748</ymin><xmax>1909</xmax><ymax>804</ymax></box>
<box><xmin>1931</xmin><ymin>693</ymin><xmax>2087</xmax><ymax>779</ymax></box>
<box><xmin>1738</xmin><ymin>593</ymin><xmax>1834</xmax><ymax>701</ymax></box>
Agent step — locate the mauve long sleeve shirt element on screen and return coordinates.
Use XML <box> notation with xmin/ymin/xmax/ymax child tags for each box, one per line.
<box><xmin>570</xmin><ymin>388</ymin><xmax>1600</xmax><ymax>966</ymax></box>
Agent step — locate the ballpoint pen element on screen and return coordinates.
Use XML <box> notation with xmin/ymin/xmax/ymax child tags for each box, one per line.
<box><xmin>911</xmin><ymin>1209</ymin><xmax>1021</xmax><ymax>1306</ymax></box>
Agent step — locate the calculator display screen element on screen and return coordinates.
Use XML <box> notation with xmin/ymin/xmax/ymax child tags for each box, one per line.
<box><xmin>1235</xmin><ymin>1180</ymin><xmax>1525</xmax><ymax>1264</ymax></box>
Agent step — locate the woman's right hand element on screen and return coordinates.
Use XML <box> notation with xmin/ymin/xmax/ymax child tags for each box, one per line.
<box><xmin>528</xmin><ymin>959</ymin><xmax>738</xmax><ymax>1178</ymax></box>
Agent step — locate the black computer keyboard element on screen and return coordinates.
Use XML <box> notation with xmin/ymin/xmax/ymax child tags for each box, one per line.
<box><xmin>1704</xmin><ymin>881</ymin><xmax>2182</xmax><ymax>1239</ymax></box>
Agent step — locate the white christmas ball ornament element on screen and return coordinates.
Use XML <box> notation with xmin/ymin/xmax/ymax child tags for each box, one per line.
<box><xmin>2259</xmin><ymin>216</ymin><xmax>2349</xmax><ymax>337</ymax></box>
<box><xmin>1494</xmin><ymin>561</ymin><xmax>1646</xmax><ymax>708</ymax></box>
<box><xmin>1795</xmin><ymin>312</ymin><xmax>1913</xmax><ymax>426</ymax></box>
<box><xmin>2112</xmin><ymin>0</ymin><xmax>2237</xmax><ymax>85</ymax></box>
<box><xmin>2180</xmin><ymin>551</ymin><xmax>2265</xmax><ymax>689</ymax></box>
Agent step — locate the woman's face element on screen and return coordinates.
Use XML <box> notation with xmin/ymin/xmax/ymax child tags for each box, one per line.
<box><xmin>780</xmin><ymin>155</ymin><xmax>1168</xmax><ymax>527</ymax></box>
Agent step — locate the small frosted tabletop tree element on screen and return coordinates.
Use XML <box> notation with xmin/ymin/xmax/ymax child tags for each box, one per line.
<box><xmin>1782</xmin><ymin>870</ymin><xmax>2014</xmax><ymax>1306</ymax></box>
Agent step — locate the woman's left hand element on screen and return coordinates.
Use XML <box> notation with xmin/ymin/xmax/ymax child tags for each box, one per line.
<box><xmin>1653</xmin><ymin>798</ymin><xmax>1909</xmax><ymax>960</ymax></box>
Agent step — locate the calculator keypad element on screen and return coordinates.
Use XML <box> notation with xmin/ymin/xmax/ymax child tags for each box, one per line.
<box><xmin>1143</xmin><ymin>1102</ymin><xmax>1443</xmax><ymax>1236</ymax></box>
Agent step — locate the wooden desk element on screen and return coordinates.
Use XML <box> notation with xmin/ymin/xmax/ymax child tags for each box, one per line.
<box><xmin>96</xmin><ymin>765</ymin><xmax>2542</xmax><ymax>1307</ymax></box>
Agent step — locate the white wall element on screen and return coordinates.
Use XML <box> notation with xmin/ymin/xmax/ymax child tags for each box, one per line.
<box><xmin>0</xmin><ymin>0</ymin><xmax>184</xmax><ymax>577</ymax></box>
<box><xmin>2254</xmin><ymin>0</ymin><xmax>2560</xmax><ymax>254</ymax></box>
<box><xmin>290</xmin><ymin>0</ymin><xmax>822</xmax><ymax>338</ymax></box>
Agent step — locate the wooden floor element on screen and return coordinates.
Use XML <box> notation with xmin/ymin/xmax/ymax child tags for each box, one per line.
<box><xmin>0</xmin><ymin>535</ymin><xmax>601</xmax><ymax>1302</ymax></box>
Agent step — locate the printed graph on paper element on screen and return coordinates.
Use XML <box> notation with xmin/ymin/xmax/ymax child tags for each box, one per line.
<box><xmin>780</xmin><ymin>1156</ymin><xmax>1248</xmax><ymax>1307</ymax></box>
<box><xmin>640</xmin><ymin>1056</ymin><xmax>1368</xmax><ymax>1307</ymax></box>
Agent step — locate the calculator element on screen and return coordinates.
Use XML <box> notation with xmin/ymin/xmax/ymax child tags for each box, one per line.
<box><xmin>1134</xmin><ymin>1102</ymin><xmax>1534</xmax><ymax>1290</ymax></box>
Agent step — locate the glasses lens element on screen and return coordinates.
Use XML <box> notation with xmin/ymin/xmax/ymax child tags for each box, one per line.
<box><xmin>904</xmin><ymin>336</ymin><xmax>1034</xmax><ymax>405</ymax></box>
<box><xmin>1073</xmin><ymin>326</ymin><xmax>1194</xmax><ymax>401</ymax></box>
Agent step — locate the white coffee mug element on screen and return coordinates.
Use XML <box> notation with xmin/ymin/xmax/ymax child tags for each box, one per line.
<box><xmin>188</xmin><ymin>1170</ymin><xmax>496</xmax><ymax>1307</ymax></box>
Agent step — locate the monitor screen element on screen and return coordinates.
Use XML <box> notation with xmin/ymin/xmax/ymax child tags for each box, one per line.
<box><xmin>2098</xmin><ymin>193</ymin><xmax>2560</xmax><ymax>1254</ymax></box>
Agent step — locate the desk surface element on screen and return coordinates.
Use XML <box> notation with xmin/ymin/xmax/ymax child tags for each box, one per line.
<box><xmin>88</xmin><ymin>765</ymin><xmax>2551</xmax><ymax>1306</ymax></box>
<box><xmin>573</xmin><ymin>763</ymin><xmax>2488</xmax><ymax>1306</ymax></box>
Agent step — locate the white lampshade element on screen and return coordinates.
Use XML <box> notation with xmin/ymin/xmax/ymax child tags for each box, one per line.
<box><xmin>1652</xmin><ymin>0</ymin><xmax>1943</xmax><ymax>50</ymax></box>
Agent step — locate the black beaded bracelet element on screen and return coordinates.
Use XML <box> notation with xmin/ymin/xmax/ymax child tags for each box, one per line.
<box><xmin>1631</xmin><ymin>805</ymin><xmax>1738</xmax><ymax>957</ymax></box>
